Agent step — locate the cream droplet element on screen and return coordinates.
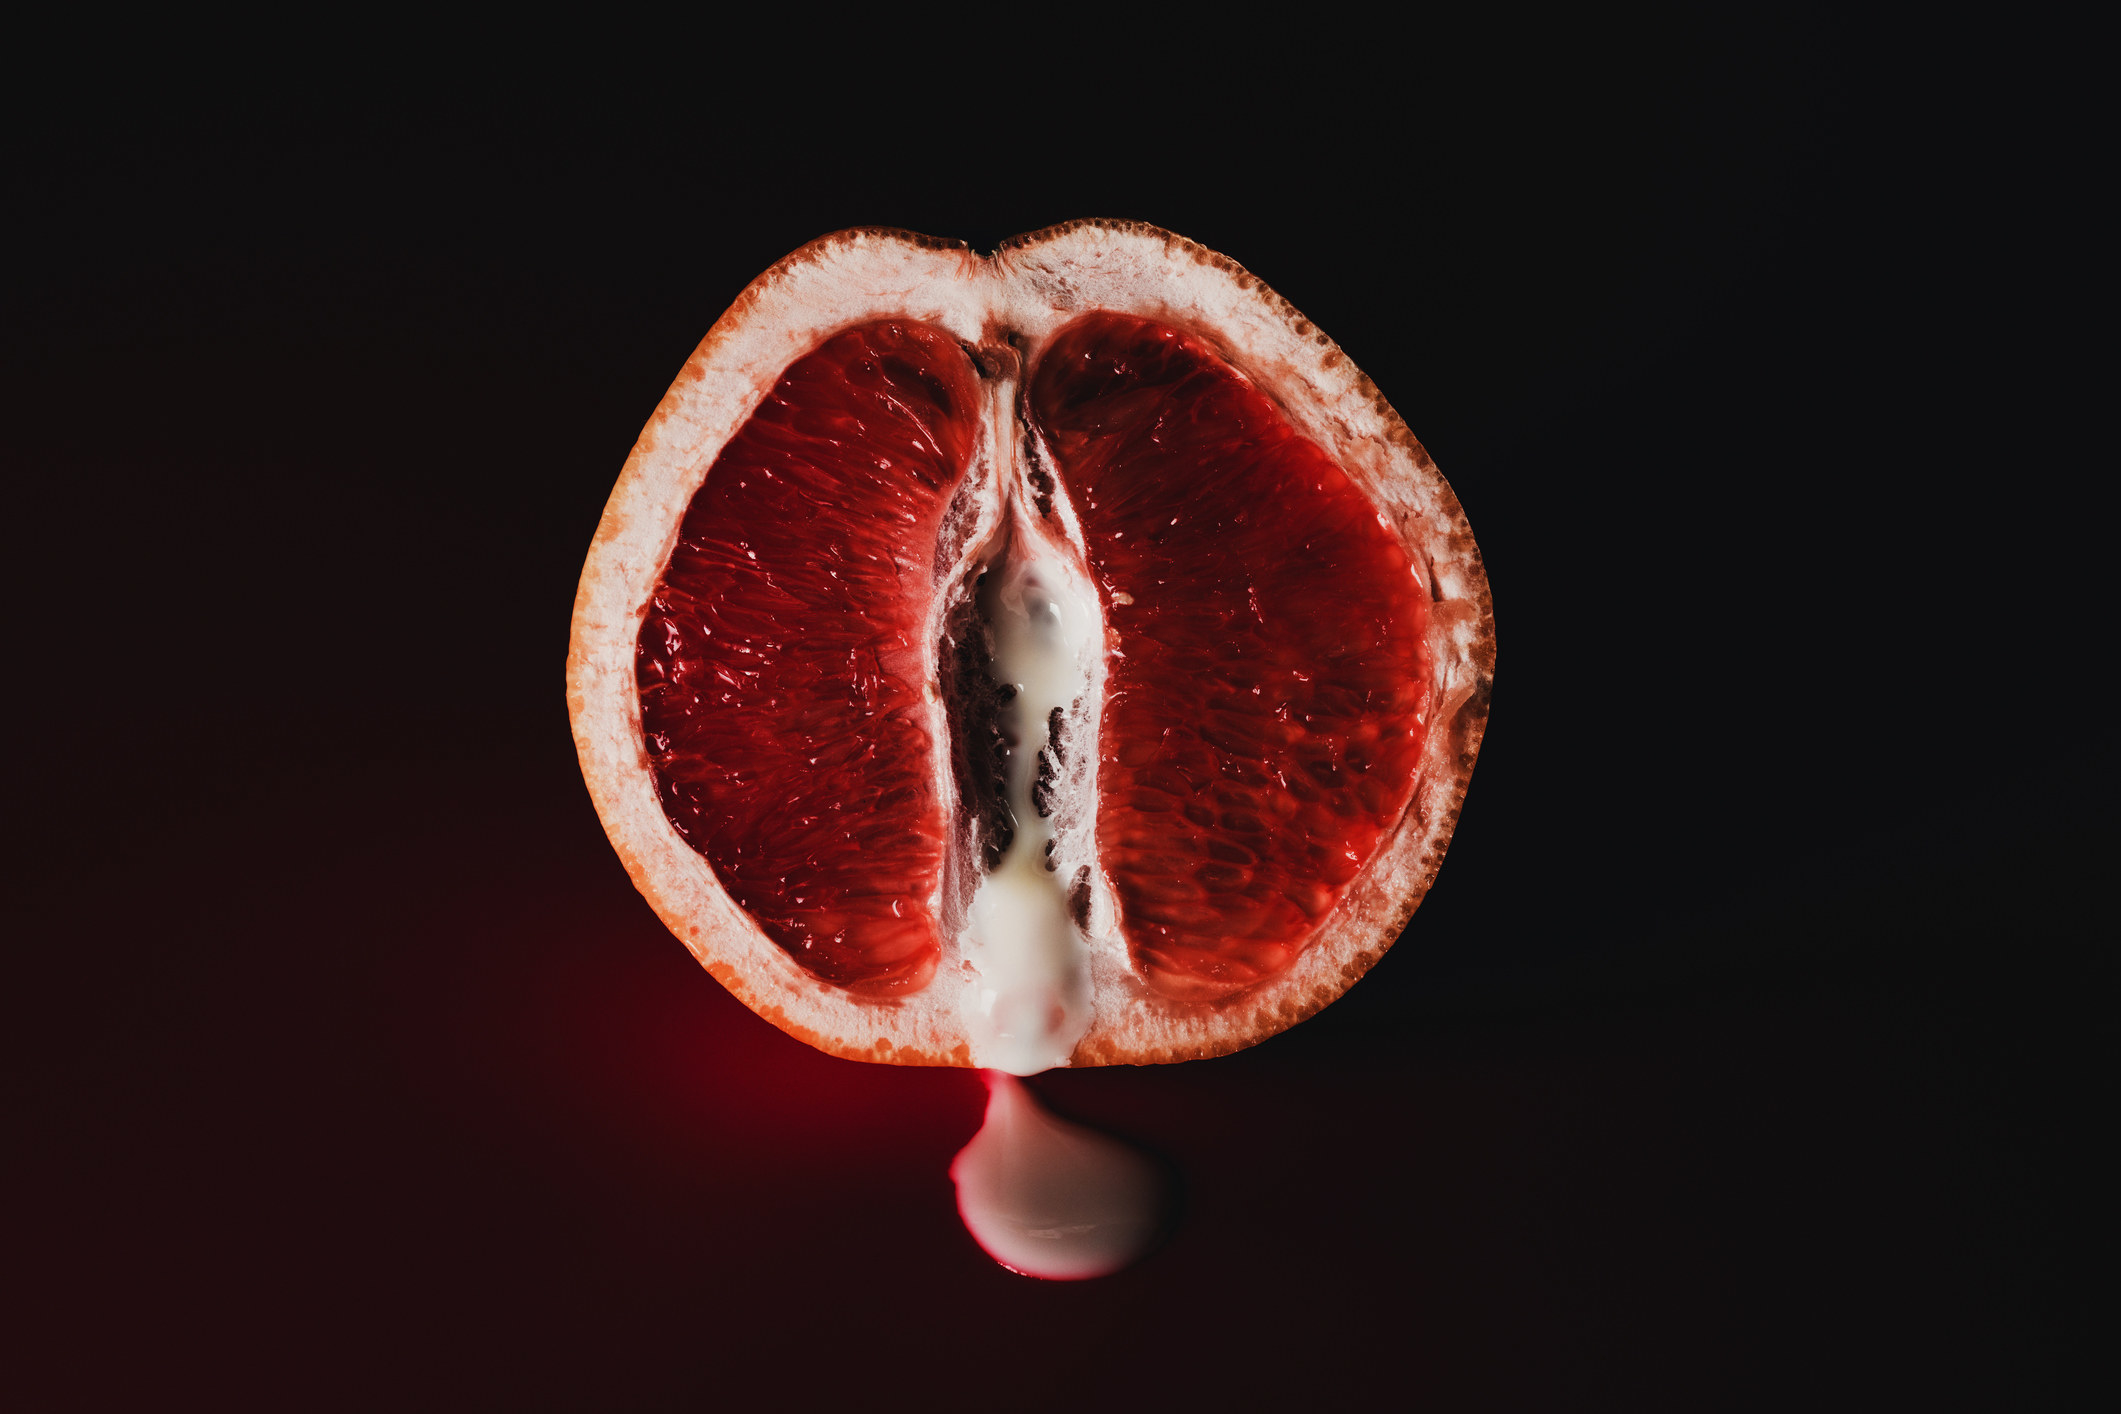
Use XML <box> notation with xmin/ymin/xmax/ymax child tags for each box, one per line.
<box><xmin>951</xmin><ymin>1073</ymin><xmax>1162</xmax><ymax>1280</ymax></box>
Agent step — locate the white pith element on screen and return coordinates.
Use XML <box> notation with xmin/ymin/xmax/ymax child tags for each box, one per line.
<box><xmin>567</xmin><ymin>222</ymin><xmax>1495</xmax><ymax>1067</ymax></box>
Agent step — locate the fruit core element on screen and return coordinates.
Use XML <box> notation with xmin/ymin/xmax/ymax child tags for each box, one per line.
<box><xmin>636</xmin><ymin>311</ymin><xmax>1432</xmax><ymax>1014</ymax></box>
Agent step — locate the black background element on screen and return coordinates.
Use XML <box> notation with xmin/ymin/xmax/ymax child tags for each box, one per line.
<box><xmin>8</xmin><ymin>15</ymin><xmax>2103</xmax><ymax>1411</ymax></box>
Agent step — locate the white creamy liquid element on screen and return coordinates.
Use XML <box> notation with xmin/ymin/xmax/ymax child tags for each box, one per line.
<box><xmin>950</xmin><ymin>538</ymin><xmax>1163</xmax><ymax>1279</ymax></box>
<box><xmin>951</xmin><ymin>1073</ymin><xmax>1162</xmax><ymax>1280</ymax></box>
<box><xmin>958</xmin><ymin>548</ymin><xmax>1096</xmax><ymax>1077</ymax></box>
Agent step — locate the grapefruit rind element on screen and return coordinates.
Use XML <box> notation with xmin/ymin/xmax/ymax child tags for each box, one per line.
<box><xmin>567</xmin><ymin>221</ymin><xmax>1496</xmax><ymax>1067</ymax></box>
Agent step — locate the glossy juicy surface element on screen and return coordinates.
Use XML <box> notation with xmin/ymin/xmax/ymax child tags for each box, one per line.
<box><xmin>636</xmin><ymin>321</ymin><xmax>979</xmax><ymax>995</ymax></box>
<box><xmin>1029</xmin><ymin>313</ymin><xmax>1433</xmax><ymax>1001</ymax></box>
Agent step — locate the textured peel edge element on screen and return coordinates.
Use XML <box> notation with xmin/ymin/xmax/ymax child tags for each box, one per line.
<box><xmin>566</xmin><ymin>220</ymin><xmax>1496</xmax><ymax>1068</ymax></box>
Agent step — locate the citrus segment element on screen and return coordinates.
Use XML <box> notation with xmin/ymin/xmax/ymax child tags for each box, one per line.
<box><xmin>1028</xmin><ymin>313</ymin><xmax>1434</xmax><ymax>1002</ymax></box>
<box><xmin>634</xmin><ymin>320</ymin><xmax>981</xmax><ymax>996</ymax></box>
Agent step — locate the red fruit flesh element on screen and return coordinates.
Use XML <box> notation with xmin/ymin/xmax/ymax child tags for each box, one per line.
<box><xmin>635</xmin><ymin>321</ymin><xmax>981</xmax><ymax>996</ymax></box>
<box><xmin>1029</xmin><ymin>313</ymin><xmax>1434</xmax><ymax>1002</ymax></box>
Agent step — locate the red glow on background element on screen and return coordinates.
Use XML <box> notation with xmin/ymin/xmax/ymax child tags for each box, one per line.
<box><xmin>16</xmin><ymin>727</ymin><xmax>2041</xmax><ymax>1407</ymax></box>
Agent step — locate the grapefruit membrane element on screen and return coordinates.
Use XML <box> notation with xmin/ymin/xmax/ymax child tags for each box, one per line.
<box><xmin>568</xmin><ymin>222</ymin><xmax>1494</xmax><ymax>1276</ymax></box>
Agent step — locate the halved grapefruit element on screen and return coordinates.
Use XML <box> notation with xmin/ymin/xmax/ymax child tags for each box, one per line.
<box><xmin>568</xmin><ymin>221</ymin><xmax>1494</xmax><ymax>1071</ymax></box>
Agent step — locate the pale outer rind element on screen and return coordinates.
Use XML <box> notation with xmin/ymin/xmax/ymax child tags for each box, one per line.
<box><xmin>567</xmin><ymin>220</ymin><xmax>1496</xmax><ymax>1068</ymax></box>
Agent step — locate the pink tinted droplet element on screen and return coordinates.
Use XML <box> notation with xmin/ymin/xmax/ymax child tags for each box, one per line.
<box><xmin>950</xmin><ymin>1073</ymin><xmax>1162</xmax><ymax>1280</ymax></box>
